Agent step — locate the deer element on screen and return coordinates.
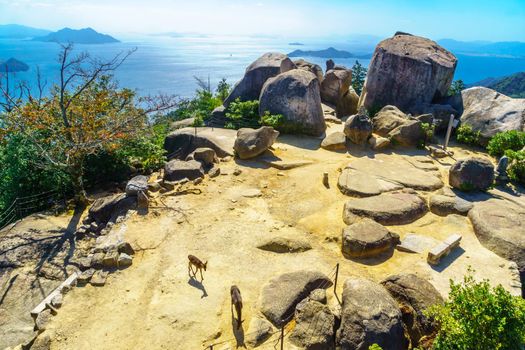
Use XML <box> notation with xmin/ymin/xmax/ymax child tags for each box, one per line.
<box><xmin>230</xmin><ymin>285</ymin><xmax>243</xmax><ymax>329</ymax></box>
<box><xmin>188</xmin><ymin>255</ymin><xmax>207</xmax><ymax>281</ymax></box>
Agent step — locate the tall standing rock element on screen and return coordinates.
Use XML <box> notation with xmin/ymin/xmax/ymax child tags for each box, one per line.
<box><xmin>259</xmin><ymin>69</ymin><xmax>326</xmax><ymax>136</ymax></box>
<box><xmin>224</xmin><ymin>52</ymin><xmax>295</xmax><ymax>106</ymax></box>
<box><xmin>359</xmin><ymin>33</ymin><xmax>457</xmax><ymax>113</ymax></box>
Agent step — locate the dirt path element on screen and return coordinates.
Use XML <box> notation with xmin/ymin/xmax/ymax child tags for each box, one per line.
<box><xmin>45</xmin><ymin>128</ymin><xmax>522</xmax><ymax>350</ymax></box>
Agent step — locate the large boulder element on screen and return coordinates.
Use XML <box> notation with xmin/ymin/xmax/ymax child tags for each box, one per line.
<box><xmin>259</xmin><ymin>270</ymin><xmax>333</xmax><ymax>327</ymax></box>
<box><xmin>224</xmin><ymin>52</ymin><xmax>295</xmax><ymax>106</ymax></box>
<box><xmin>337</xmin><ymin>87</ymin><xmax>360</xmax><ymax>118</ymax></box>
<box><xmin>88</xmin><ymin>193</ymin><xmax>137</xmax><ymax>225</ymax></box>
<box><xmin>233</xmin><ymin>126</ymin><xmax>279</xmax><ymax>160</ymax></box>
<box><xmin>164</xmin><ymin>127</ymin><xmax>236</xmax><ymax>159</ymax></box>
<box><xmin>294</xmin><ymin>59</ymin><xmax>324</xmax><ymax>83</ymax></box>
<box><xmin>411</xmin><ymin>103</ymin><xmax>458</xmax><ymax>131</ymax></box>
<box><xmin>259</xmin><ymin>69</ymin><xmax>326</xmax><ymax>136</ymax></box>
<box><xmin>469</xmin><ymin>199</ymin><xmax>525</xmax><ymax>289</ymax></box>
<box><xmin>344</xmin><ymin>113</ymin><xmax>373</xmax><ymax>145</ymax></box>
<box><xmin>186</xmin><ymin>147</ymin><xmax>216</xmax><ymax>167</ymax></box>
<box><xmin>429</xmin><ymin>194</ymin><xmax>473</xmax><ymax>216</ymax></box>
<box><xmin>389</xmin><ymin>119</ymin><xmax>425</xmax><ymax>147</ymax></box>
<box><xmin>290</xmin><ymin>299</ymin><xmax>336</xmax><ymax>349</ymax></box>
<box><xmin>381</xmin><ymin>274</ymin><xmax>443</xmax><ymax>347</ymax></box>
<box><xmin>337</xmin><ymin>278</ymin><xmax>407</xmax><ymax>350</ymax></box>
<box><xmin>321</xmin><ymin>131</ymin><xmax>347</xmax><ymax>151</ymax></box>
<box><xmin>449</xmin><ymin>157</ymin><xmax>494</xmax><ymax>191</ymax></box>
<box><xmin>321</xmin><ymin>69</ymin><xmax>355</xmax><ymax>118</ymax></box>
<box><xmin>257</xmin><ymin>237</ymin><xmax>312</xmax><ymax>253</ymax></box>
<box><xmin>343</xmin><ymin>189</ymin><xmax>428</xmax><ymax>225</ymax></box>
<box><xmin>451</xmin><ymin>87</ymin><xmax>525</xmax><ymax>145</ymax></box>
<box><xmin>163</xmin><ymin>159</ymin><xmax>204</xmax><ymax>181</ymax></box>
<box><xmin>342</xmin><ymin>219</ymin><xmax>400</xmax><ymax>258</ymax></box>
<box><xmin>359</xmin><ymin>33</ymin><xmax>457</xmax><ymax>113</ymax></box>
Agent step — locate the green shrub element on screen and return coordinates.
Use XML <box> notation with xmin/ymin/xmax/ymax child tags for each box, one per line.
<box><xmin>419</xmin><ymin>122</ymin><xmax>435</xmax><ymax>148</ymax></box>
<box><xmin>260</xmin><ymin>111</ymin><xmax>285</xmax><ymax>129</ymax></box>
<box><xmin>216</xmin><ymin>78</ymin><xmax>231</xmax><ymax>103</ymax></box>
<box><xmin>368</xmin><ymin>345</ymin><xmax>383</xmax><ymax>350</ymax></box>
<box><xmin>448</xmin><ymin>79</ymin><xmax>466</xmax><ymax>96</ymax></box>
<box><xmin>225</xmin><ymin>98</ymin><xmax>260</xmax><ymax>129</ymax></box>
<box><xmin>351</xmin><ymin>60</ymin><xmax>367</xmax><ymax>95</ymax></box>
<box><xmin>505</xmin><ymin>149</ymin><xmax>525</xmax><ymax>184</ymax></box>
<box><xmin>426</xmin><ymin>270</ymin><xmax>525</xmax><ymax>350</ymax></box>
<box><xmin>487</xmin><ymin>130</ymin><xmax>525</xmax><ymax>157</ymax></box>
<box><xmin>455</xmin><ymin>124</ymin><xmax>481</xmax><ymax>146</ymax></box>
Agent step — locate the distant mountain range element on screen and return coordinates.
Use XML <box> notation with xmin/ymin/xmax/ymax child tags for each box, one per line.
<box><xmin>288</xmin><ymin>47</ymin><xmax>371</xmax><ymax>59</ymax></box>
<box><xmin>438</xmin><ymin>39</ymin><xmax>525</xmax><ymax>58</ymax></box>
<box><xmin>472</xmin><ymin>72</ymin><xmax>525</xmax><ymax>98</ymax></box>
<box><xmin>0</xmin><ymin>58</ymin><xmax>29</xmax><ymax>73</ymax></box>
<box><xmin>33</xmin><ymin>27</ymin><xmax>119</xmax><ymax>44</ymax></box>
<box><xmin>0</xmin><ymin>24</ymin><xmax>50</xmax><ymax>39</ymax></box>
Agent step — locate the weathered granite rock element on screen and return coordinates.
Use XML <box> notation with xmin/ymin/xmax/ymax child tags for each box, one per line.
<box><xmin>389</xmin><ymin>119</ymin><xmax>425</xmax><ymax>147</ymax></box>
<box><xmin>224</xmin><ymin>52</ymin><xmax>295</xmax><ymax>106</ymax></box>
<box><xmin>336</xmin><ymin>87</ymin><xmax>360</xmax><ymax>118</ymax></box>
<box><xmin>260</xmin><ymin>69</ymin><xmax>326</xmax><ymax>136</ymax></box>
<box><xmin>118</xmin><ymin>253</ymin><xmax>133</xmax><ymax>267</ymax></box>
<box><xmin>90</xmin><ymin>270</ymin><xmax>109</xmax><ymax>286</ymax></box>
<box><xmin>164</xmin><ymin>127</ymin><xmax>236</xmax><ymax>159</ymax></box>
<box><xmin>381</xmin><ymin>274</ymin><xmax>443</xmax><ymax>347</ymax></box>
<box><xmin>359</xmin><ymin>33</ymin><xmax>457</xmax><ymax>113</ymax></box>
<box><xmin>88</xmin><ymin>194</ymin><xmax>136</xmax><ymax>226</ymax></box>
<box><xmin>290</xmin><ymin>299</ymin><xmax>335</xmax><ymax>350</ymax></box>
<box><xmin>449</xmin><ymin>157</ymin><xmax>494</xmax><ymax>191</ymax></box>
<box><xmin>469</xmin><ymin>199</ymin><xmax>525</xmax><ymax>281</ymax></box>
<box><xmin>309</xmin><ymin>289</ymin><xmax>327</xmax><ymax>304</ymax></box>
<box><xmin>170</xmin><ymin>117</ymin><xmax>195</xmax><ymax>130</ymax></box>
<box><xmin>337</xmin><ymin>278</ymin><xmax>407</xmax><ymax>350</ymax></box>
<box><xmin>412</xmin><ymin>103</ymin><xmax>458</xmax><ymax>131</ymax></box>
<box><xmin>102</xmin><ymin>250</ymin><xmax>119</xmax><ymax>268</ymax></box>
<box><xmin>233</xmin><ymin>126</ymin><xmax>279</xmax><ymax>160</ymax></box>
<box><xmin>31</xmin><ymin>332</ymin><xmax>51</xmax><ymax>350</ymax></box>
<box><xmin>429</xmin><ymin>194</ymin><xmax>473</xmax><ymax>216</ymax></box>
<box><xmin>206</xmin><ymin>105</ymin><xmax>227</xmax><ymax>128</ymax></box>
<box><xmin>164</xmin><ymin>159</ymin><xmax>204</xmax><ymax>181</ymax></box>
<box><xmin>321</xmin><ymin>69</ymin><xmax>352</xmax><ymax>106</ymax></box>
<box><xmin>125</xmin><ymin>175</ymin><xmax>148</xmax><ymax>196</ymax></box>
<box><xmin>35</xmin><ymin>309</ymin><xmax>52</xmax><ymax>331</ymax></box>
<box><xmin>342</xmin><ymin>219</ymin><xmax>400</xmax><ymax>258</ymax></box>
<box><xmin>372</xmin><ymin>105</ymin><xmax>410</xmax><ymax>136</ymax></box>
<box><xmin>245</xmin><ymin>317</ymin><xmax>274</xmax><ymax>348</ymax></box>
<box><xmin>338</xmin><ymin>155</ymin><xmax>443</xmax><ymax>197</ymax></box>
<box><xmin>321</xmin><ymin>132</ymin><xmax>347</xmax><ymax>151</ymax></box>
<box><xmin>344</xmin><ymin>113</ymin><xmax>373</xmax><ymax>145</ymax></box>
<box><xmin>294</xmin><ymin>59</ymin><xmax>324</xmax><ymax>82</ymax></box>
<box><xmin>368</xmin><ymin>135</ymin><xmax>391</xmax><ymax>150</ymax></box>
<box><xmin>343</xmin><ymin>190</ymin><xmax>428</xmax><ymax>225</ymax></box>
<box><xmin>259</xmin><ymin>270</ymin><xmax>332</xmax><ymax>327</ymax></box>
<box><xmin>450</xmin><ymin>87</ymin><xmax>525</xmax><ymax>145</ymax></box>
<box><xmin>257</xmin><ymin>237</ymin><xmax>312</xmax><ymax>253</ymax></box>
<box><xmin>186</xmin><ymin>147</ymin><xmax>216</xmax><ymax>167</ymax></box>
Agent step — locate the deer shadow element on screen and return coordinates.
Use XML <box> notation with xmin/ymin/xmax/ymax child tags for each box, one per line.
<box><xmin>230</xmin><ymin>304</ymin><xmax>246</xmax><ymax>348</ymax></box>
<box><xmin>188</xmin><ymin>277</ymin><xmax>208</xmax><ymax>298</ymax></box>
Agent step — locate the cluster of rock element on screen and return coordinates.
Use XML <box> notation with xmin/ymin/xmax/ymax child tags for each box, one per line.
<box><xmin>252</xmin><ymin>270</ymin><xmax>443</xmax><ymax>349</ymax></box>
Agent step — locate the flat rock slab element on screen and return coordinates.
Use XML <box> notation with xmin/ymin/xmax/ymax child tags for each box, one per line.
<box><xmin>427</xmin><ymin>234</ymin><xmax>462</xmax><ymax>265</ymax></box>
<box><xmin>164</xmin><ymin>159</ymin><xmax>204</xmax><ymax>181</ymax></box>
<box><xmin>321</xmin><ymin>131</ymin><xmax>347</xmax><ymax>151</ymax></box>
<box><xmin>289</xmin><ymin>299</ymin><xmax>335</xmax><ymax>349</ymax></box>
<box><xmin>429</xmin><ymin>194</ymin><xmax>473</xmax><ymax>216</ymax></box>
<box><xmin>468</xmin><ymin>199</ymin><xmax>525</xmax><ymax>271</ymax></box>
<box><xmin>259</xmin><ymin>270</ymin><xmax>332</xmax><ymax>327</ymax></box>
<box><xmin>343</xmin><ymin>190</ymin><xmax>428</xmax><ymax>225</ymax></box>
<box><xmin>259</xmin><ymin>158</ymin><xmax>314</xmax><ymax>170</ymax></box>
<box><xmin>342</xmin><ymin>219</ymin><xmax>399</xmax><ymax>258</ymax></box>
<box><xmin>164</xmin><ymin>127</ymin><xmax>236</xmax><ymax>158</ymax></box>
<box><xmin>241</xmin><ymin>188</ymin><xmax>262</xmax><ymax>198</ymax></box>
<box><xmin>257</xmin><ymin>237</ymin><xmax>312</xmax><ymax>253</ymax></box>
<box><xmin>397</xmin><ymin>234</ymin><xmax>439</xmax><ymax>254</ymax></box>
<box><xmin>338</xmin><ymin>154</ymin><xmax>443</xmax><ymax>197</ymax></box>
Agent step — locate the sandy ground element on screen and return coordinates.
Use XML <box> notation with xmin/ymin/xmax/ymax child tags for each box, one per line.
<box><xmin>30</xmin><ymin>124</ymin><xmax>523</xmax><ymax>350</ymax></box>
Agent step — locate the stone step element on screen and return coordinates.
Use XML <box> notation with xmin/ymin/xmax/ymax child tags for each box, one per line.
<box><xmin>427</xmin><ymin>234</ymin><xmax>462</xmax><ymax>265</ymax></box>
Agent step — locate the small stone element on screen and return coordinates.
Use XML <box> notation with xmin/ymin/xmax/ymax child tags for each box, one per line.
<box><xmin>233</xmin><ymin>168</ymin><xmax>242</xmax><ymax>176</ymax></box>
<box><xmin>51</xmin><ymin>294</ymin><xmax>63</xmax><ymax>308</ymax></box>
<box><xmin>89</xmin><ymin>222</ymin><xmax>99</xmax><ymax>233</ymax></box>
<box><xmin>208</xmin><ymin>167</ymin><xmax>221</xmax><ymax>178</ymax></box>
<box><xmin>118</xmin><ymin>241</ymin><xmax>135</xmax><ymax>255</ymax></box>
<box><xmin>78</xmin><ymin>256</ymin><xmax>92</xmax><ymax>270</ymax></box>
<box><xmin>241</xmin><ymin>188</ymin><xmax>262</xmax><ymax>198</ymax></box>
<box><xmin>77</xmin><ymin>268</ymin><xmax>95</xmax><ymax>284</ymax></box>
<box><xmin>90</xmin><ymin>270</ymin><xmax>109</xmax><ymax>286</ymax></box>
<box><xmin>193</xmin><ymin>177</ymin><xmax>203</xmax><ymax>185</ymax></box>
<box><xmin>245</xmin><ymin>317</ymin><xmax>274</xmax><ymax>347</ymax></box>
<box><xmin>102</xmin><ymin>250</ymin><xmax>119</xmax><ymax>268</ymax></box>
<box><xmin>309</xmin><ymin>289</ymin><xmax>327</xmax><ymax>304</ymax></box>
<box><xmin>35</xmin><ymin>309</ymin><xmax>52</xmax><ymax>331</ymax></box>
<box><xmin>118</xmin><ymin>253</ymin><xmax>133</xmax><ymax>268</ymax></box>
<box><xmin>91</xmin><ymin>252</ymin><xmax>105</xmax><ymax>268</ymax></box>
<box><xmin>221</xmin><ymin>156</ymin><xmax>232</xmax><ymax>162</ymax></box>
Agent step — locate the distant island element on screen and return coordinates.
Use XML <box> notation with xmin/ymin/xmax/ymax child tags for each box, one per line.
<box><xmin>438</xmin><ymin>38</ymin><xmax>525</xmax><ymax>58</ymax></box>
<box><xmin>288</xmin><ymin>47</ymin><xmax>371</xmax><ymax>59</ymax></box>
<box><xmin>289</xmin><ymin>42</ymin><xmax>304</xmax><ymax>46</ymax></box>
<box><xmin>0</xmin><ymin>24</ymin><xmax>50</xmax><ymax>39</ymax></box>
<box><xmin>32</xmin><ymin>27</ymin><xmax>120</xmax><ymax>44</ymax></box>
<box><xmin>473</xmin><ymin>71</ymin><xmax>525</xmax><ymax>98</ymax></box>
<box><xmin>0</xmin><ymin>58</ymin><xmax>29</xmax><ymax>73</ymax></box>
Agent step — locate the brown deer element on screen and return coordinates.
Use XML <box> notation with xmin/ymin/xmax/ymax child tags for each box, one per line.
<box><xmin>188</xmin><ymin>255</ymin><xmax>207</xmax><ymax>281</ymax></box>
<box><xmin>230</xmin><ymin>285</ymin><xmax>243</xmax><ymax>329</ymax></box>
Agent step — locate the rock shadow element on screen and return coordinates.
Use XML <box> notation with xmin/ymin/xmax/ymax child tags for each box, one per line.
<box><xmin>230</xmin><ymin>306</ymin><xmax>245</xmax><ymax>348</ymax></box>
<box><xmin>430</xmin><ymin>246</ymin><xmax>465</xmax><ymax>273</ymax></box>
<box><xmin>278</xmin><ymin>133</ymin><xmax>323</xmax><ymax>151</ymax></box>
<box><xmin>342</xmin><ymin>248</ymin><xmax>395</xmax><ymax>266</ymax></box>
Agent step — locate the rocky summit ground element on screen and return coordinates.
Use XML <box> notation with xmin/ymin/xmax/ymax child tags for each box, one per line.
<box><xmin>2</xmin><ymin>122</ymin><xmax>523</xmax><ymax>350</ymax></box>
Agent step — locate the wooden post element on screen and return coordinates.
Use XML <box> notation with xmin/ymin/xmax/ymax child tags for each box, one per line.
<box><xmin>444</xmin><ymin>114</ymin><xmax>455</xmax><ymax>151</ymax></box>
<box><xmin>334</xmin><ymin>263</ymin><xmax>340</xmax><ymax>296</ymax></box>
<box><xmin>280</xmin><ymin>326</ymin><xmax>284</xmax><ymax>350</ymax></box>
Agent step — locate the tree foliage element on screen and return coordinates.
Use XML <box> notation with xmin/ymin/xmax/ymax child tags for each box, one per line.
<box><xmin>351</xmin><ymin>60</ymin><xmax>367</xmax><ymax>95</ymax></box>
<box><xmin>426</xmin><ymin>270</ymin><xmax>525</xmax><ymax>350</ymax></box>
<box><xmin>486</xmin><ymin>130</ymin><xmax>525</xmax><ymax>157</ymax></box>
<box><xmin>448</xmin><ymin>80</ymin><xmax>466</xmax><ymax>96</ymax></box>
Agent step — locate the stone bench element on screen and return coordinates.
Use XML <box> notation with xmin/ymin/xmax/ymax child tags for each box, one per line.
<box><xmin>30</xmin><ymin>272</ymin><xmax>78</xmax><ymax>319</ymax></box>
<box><xmin>427</xmin><ymin>234</ymin><xmax>462</xmax><ymax>265</ymax></box>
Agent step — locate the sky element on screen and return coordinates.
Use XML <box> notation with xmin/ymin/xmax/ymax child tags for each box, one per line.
<box><xmin>1</xmin><ymin>0</ymin><xmax>525</xmax><ymax>41</ymax></box>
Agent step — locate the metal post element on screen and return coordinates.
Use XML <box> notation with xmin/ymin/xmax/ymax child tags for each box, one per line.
<box><xmin>444</xmin><ymin>114</ymin><xmax>455</xmax><ymax>151</ymax></box>
<box><xmin>334</xmin><ymin>263</ymin><xmax>340</xmax><ymax>296</ymax></box>
<box><xmin>280</xmin><ymin>326</ymin><xmax>284</xmax><ymax>350</ymax></box>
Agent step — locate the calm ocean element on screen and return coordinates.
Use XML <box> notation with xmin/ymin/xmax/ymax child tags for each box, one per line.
<box><xmin>1</xmin><ymin>35</ymin><xmax>524</xmax><ymax>98</ymax></box>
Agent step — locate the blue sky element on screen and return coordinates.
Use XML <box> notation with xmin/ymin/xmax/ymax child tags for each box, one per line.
<box><xmin>1</xmin><ymin>0</ymin><xmax>524</xmax><ymax>41</ymax></box>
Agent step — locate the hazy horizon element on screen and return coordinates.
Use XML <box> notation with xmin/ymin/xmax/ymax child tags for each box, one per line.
<box><xmin>1</xmin><ymin>0</ymin><xmax>525</xmax><ymax>42</ymax></box>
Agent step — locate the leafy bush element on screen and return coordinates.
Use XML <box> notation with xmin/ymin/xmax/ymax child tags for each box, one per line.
<box><xmin>260</xmin><ymin>111</ymin><xmax>285</xmax><ymax>129</ymax></box>
<box><xmin>351</xmin><ymin>60</ymin><xmax>367</xmax><ymax>95</ymax></box>
<box><xmin>505</xmin><ymin>149</ymin><xmax>525</xmax><ymax>184</ymax></box>
<box><xmin>455</xmin><ymin>124</ymin><xmax>481</xmax><ymax>146</ymax></box>
<box><xmin>225</xmin><ymin>98</ymin><xmax>260</xmax><ymax>129</ymax></box>
<box><xmin>368</xmin><ymin>345</ymin><xmax>383</xmax><ymax>350</ymax></box>
<box><xmin>448</xmin><ymin>80</ymin><xmax>466</xmax><ymax>96</ymax></box>
<box><xmin>426</xmin><ymin>270</ymin><xmax>525</xmax><ymax>350</ymax></box>
<box><xmin>487</xmin><ymin>130</ymin><xmax>525</xmax><ymax>157</ymax></box>
<box><xmin>216</xmin><ymin>78</ymin><xmax>231</xmax><ymax>102</ymax></box>
<box><xmin>419</xmin><ymin>122</ymin><xmax>435</xmax><ymax>148</ymax></box>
